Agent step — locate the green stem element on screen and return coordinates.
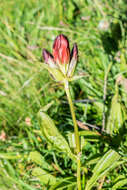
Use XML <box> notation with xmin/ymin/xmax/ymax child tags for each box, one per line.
<box><xmin>64</xmin><ymin>79</ymin><xmax>81</xmax><ymax>190</ymax></box>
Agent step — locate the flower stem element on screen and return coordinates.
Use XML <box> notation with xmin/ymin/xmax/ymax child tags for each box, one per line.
<box><xmin>64</xmin><ymin>79</ymin><xmax>81</xmax><ymax>190</ymax></box>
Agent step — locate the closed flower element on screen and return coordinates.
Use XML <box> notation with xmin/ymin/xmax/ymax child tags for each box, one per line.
<box><xmin>53</xmin><ymin>34</ymin><xmax>70</xmax><ymax>65</ymax></box>
<box><xmin>42</xmin><ymin>34</ymin><xmax>78</xmax><ymax>78</ymax></box>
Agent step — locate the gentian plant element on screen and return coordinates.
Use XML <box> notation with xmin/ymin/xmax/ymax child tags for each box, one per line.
<box><xmin>39</xmin><ymin>34</ymin><xmax>122</xmax><ymax>190</ymax></box>
<box><xmin>43</xmin><ymin>34</ymin><xmax>81</xmax><ymax>189</ymax></box>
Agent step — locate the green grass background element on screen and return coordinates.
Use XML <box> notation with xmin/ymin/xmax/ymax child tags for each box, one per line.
<box><xmin>0</xmin><ymin>0</ymin><xmax>127</xmax><ymax>189</ymax></box>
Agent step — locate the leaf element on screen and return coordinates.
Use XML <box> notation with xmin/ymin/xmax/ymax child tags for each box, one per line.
<box><xmin>67</xmin><ymin>1</ymin><xmax>75</xmax><ymax>20</ymax></box>
<box><xmin>3</xmin><ymin>159</ymin><xmax>16</xmax><ymax>178</ymax></box>
<box><xmin>85</xmin><ymin>149</ymin><xmax>121</xmax><ymax>190</ymax></box>
<box><xmin>42</xmin><ymin>63</ymin><xmax>64</xmax><ymax>82</ymax></box>
<box><xmin>112</xmin><ymin>178</ymin><xmax>127</xmax><ymax>190</ymax></box>
<box><xmin>0</xmin><ymin>160</ymin><xmax>36</xmax><ymax>190</ymax></box>
<box><xmin>67</xmin><ymin>131</ymin><xmax>101</xmax><ymax>151</ymax></box>
<box><xmin>79</xmin><ymin>131</ymin><xmax>101</xmax><ymax>142</ymax></box>
<box><xmin>49</xmin><ymin>177</ymin><xmax>76</xmax><ymax>190</ymax></box>
<box><xmin>69</xmin><ymin>75</ymin><xmax>84</xmax><ymax>82</ymax></box>
<box><xmin>41</xmin><ymin>100</ymin><xmax>54</xmax><ymax>112</ymax></box>
<box><xmin>106</xmin><ymin>86</ymin><xmax>126</xmax><ymax>135</ymax></box>
<box><xmin>0</xmin><ymin>152</ymin><xmax>21</xmax><ymax>159</ymax></box>
<box><xmin>85</xmin><ymin>154</ymin><xmax>101</xmax><ymax>166</ymax></box>
<box><xmin>32</xmin><ymin>167</ymin><xmax>57</xmax><ymax>185</ymax></box>
<box><xmin>29</xmin><ymin>151</ymin><xmax>53</xmax><ymax>171</ymax></box>
<box><xmin>38</xmin><ymin>112</ymin><xmax>76</xmax><ymax>161</ymax></box>
<box><xmin>67</xmin><ymin>132</ymin><xmax>76</xmax><ymax>149</ymax></box>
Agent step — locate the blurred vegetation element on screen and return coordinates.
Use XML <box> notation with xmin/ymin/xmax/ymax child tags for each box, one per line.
<box><xmin>0</xmin><ymin>0</ymin><xmax>127</xmax><ymax>189</ymax></box>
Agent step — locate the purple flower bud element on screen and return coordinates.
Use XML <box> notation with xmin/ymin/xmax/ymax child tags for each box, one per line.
<box><xmin>71</xmin><ymin>43</ymin><xmax>78</xmax><ymax>61</ymax></box>
<box><xmin>67</xmin><ymin>43</ymin><xmax>78</xmax><ymax>77</ymax></box>
<box><xmin>43</xmin><ymin>49</ymin><xmax>52</xmax><ymax>63</ymax></box>
<box><xmin>42</xmin><ymin>49</ymin><xmax>57</xmax><ymax>68</ymax></box>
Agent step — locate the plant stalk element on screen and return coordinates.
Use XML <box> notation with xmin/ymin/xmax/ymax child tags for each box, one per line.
<box><xmin>64</xmin><ymin>79</ymin><xmax>81</xmax><ymax>190</ymax></box>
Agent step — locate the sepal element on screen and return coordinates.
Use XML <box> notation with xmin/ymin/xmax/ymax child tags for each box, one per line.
<box><xmin>43</xmin><ymin>63</ymin><xmax>64</xmax><ymax>82</ymax></box>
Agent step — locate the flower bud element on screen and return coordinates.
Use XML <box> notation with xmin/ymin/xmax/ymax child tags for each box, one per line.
<box><xmin>53</xmin><ymin>34</ymin><xmax>70</xmax><ymax>65</ymax></box>
<box><xmin>42</xmin><ymin>49</ymin><xmax>57</xmax><ymax>68</ymax></box>
<box><xmin>43</xmin><ymin>49</ymin><xmax>50</xmax><ymax>63</ymax></box>
<box><xmin>42</xmin><ymin>34</ymin><xmax>78</xmax><ymax>80</ymax></box>
<box><xmin>42</xmin><ymin>49</ymin><xmax>64</xmax><ymax>81</ymax></box>
<box><xmin>67</xmin><ymin>43</ymin><xmax>78</xmax><ymax>77</ymax></box>
<box><xmin>71</xmin><ymin>43</ymin><xmax>78</xmax><ymax>60</ymax></box>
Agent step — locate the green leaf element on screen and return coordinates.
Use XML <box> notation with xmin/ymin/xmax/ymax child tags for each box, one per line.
<box><xmin>66</xmin><ymin>1</ymin><xmax>75</xmax><ymax>20</ymax></box>
<box><xmin>32</xmin><ymin>167</ymin><xmax>57</xmax><ymax>185</ymax></box>
<box><xmin>0</xmin><ymin>160</ymin><xmax>36</xmax><ymax>190</ymax></box>
<box><xmin>85</xmin><ymin>154</ymin><xmax>101</xmax><ymax>166</ymax></box>
<box><xmin>106</xmin><ymin>86</ymin><xmax>126</xmax><ymax>135</ymax></box>
<box><xmin>29</xmin><ymin>151</ymin><xmax>53</xmax><ymax>171</ymax></box>
<box><xmin>49</xmin><ymin>177</ymin><xmax>76</xmax><ymax>190</ymax></box>
<box><xmin>3</xmin><ymin>159</ymin><xmax>16</xmax><ymax>178</ymax></box>
<box><xmin>67</xmin><ymin>131</ymin><xmax>101</xmax><ymax>151</ymax></box>
<box><xmin>0</xmin><ymin>152</ymin><xmax>22</xmax><ymax>159</ymax></box>
<box><xmin>38</xmin><ymin>112</ymin><xmax>76</xmax><ymax>161</ymax></box>
<box><xmin>112</xmin><ymin>178</ymin><xmax>127</xmax><ymax>190</ymax></box>
<box><xmin>42</xmin><ymin>62</ymin><xmax>64</xmax><ymax>82</ymax></box>
<box><xmin>85</xmin><ymin>149</ymin><xmax>121</xmax><ymax>190</ymax></box>
<box><xmin>67</xmin><ymin>132</ymin><xmax>76</xmax><ymax>149</ymax></box>
<box><xmin>79</xmin><ymin>131</ymin><xmax>101</xmax><ymax>142</ymax></box>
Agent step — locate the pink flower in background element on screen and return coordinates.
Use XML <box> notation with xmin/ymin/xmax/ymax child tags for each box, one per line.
<box><xmin>0</xmin><ymin>130</ymin><xmax>6</xmax><ymax>141</ymax></box>
<box><xmin>25</xmin><ymin>117</ymin><xmax>31</xmax><ymax>126</ymax></box>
